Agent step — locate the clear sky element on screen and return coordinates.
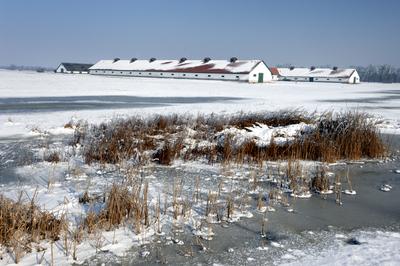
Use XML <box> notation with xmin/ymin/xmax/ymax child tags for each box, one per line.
<box><xmin>1</xmin><ymin>0</ymin><xmax>399</xmax><ymax>68</ymax></box>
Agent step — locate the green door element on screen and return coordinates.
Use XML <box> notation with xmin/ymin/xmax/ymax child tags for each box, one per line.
<box><xmin>258</xmin><ymin>73</ymin><xmax>264</xmax><ymax>83</ymax></box>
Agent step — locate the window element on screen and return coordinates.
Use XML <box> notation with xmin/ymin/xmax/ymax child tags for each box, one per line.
<box><xmin>139</xmin><ymin>72</ymin><xmax>142</xmax><ymax>75</ymax></box>
<box><xmin>208</xmin><ymin>75</ymin><xmax>211</xmax><ymax>77</ymax></box>
<box><xmin>149</xmin><ymin>73</ymin><xmax>152</xmax><ymax>75</ymax></box>
<box><xmin>129</xmin><ymin>72</ymin><xmax>132</xmax><ymax>74</ymax></box>
<box><xmin>327</xmin><ymin>78</ymin><xmax>330</xmax><ymax>80</ymax></box>
<box><xmin>315</xmin><ymin>78</ymin><xmax>318</xmax><ymax>80</ymax></box>
<box><xmin>103</xmin><ymin>71</ymin><xmax>105</xmax><ymax>73</ymax></box>
<box><xmin>120</xmin><ymin>72</ymin><xmax>123</xmax><ymax>74</ymax></box>
<box><xmin>183</xmin><ymin>74</ymin><xmax>186</xmax><ymax>76</ymax></box>
<box><xmin>221</xmin><ymin>75</ymin><xmax>225</xmax><ymax>78</ymax></box>
<box><xmin>195</xmin><ymin>74</ymin><xmax>198</xmax><ymax>77</ymax></box>
<box><xmin>112</xmin><ymin>71</ymin><xmax>114</xmax><ymax>74</ymax></box>
<box><xmin>160</xmin><ymin>73</ymin><xmax>163</xmax><ymax>76</ymax></box>
<box><xmin>338</xmin><ymin>79</ymin><xmax>342</xmax><ymax>81</ymax></box>
<box><xmin>236</xmin><ymin>76</ymin><xmax>239</xmax><ymax>79</ymax></box>
<box><xmin>171</xmin><ymin>73</ymin><xmax>174</xmax><ymax>76</ymax></box>
<box><xmin>295</xmin><ymin>78</ymin><xmax>298</xmax><ymax>80</ymax></box>
<box><xmin>304</xmin><ymin>78</ymin><xmax>307</xmax><ymax>80</ymax></box>
<box><xmin>253</xmin><ymin>74</ymin><xmax>257</xmax><ymax>77</ymax></box>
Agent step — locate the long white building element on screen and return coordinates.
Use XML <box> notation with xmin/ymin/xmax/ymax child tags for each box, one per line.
<box><xmin>277</xmin><ymin>67</ymin><xmax>360</xmax><ymax>84</ymax></box>
<box><xmin>89</xmin><ymin>58</ymin><xmax>273</xmax><ymax>83</ymax></box>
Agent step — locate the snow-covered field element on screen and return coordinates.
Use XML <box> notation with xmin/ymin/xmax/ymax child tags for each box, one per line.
<box><xmin>1</xmin><ymin>69</ymin><xmax>400</xmax><ymax>138</ymax></box>
<box><xmin>1</xmin><ymin>70</ymin><xmax>400</xmax><ymax>265</ymax></box>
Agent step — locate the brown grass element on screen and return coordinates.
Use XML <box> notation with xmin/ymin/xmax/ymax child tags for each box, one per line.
<box><xmin>78</xmin><ymin>110</ymin><xmax>386</xmax><ymax>166</ymax></box>
<box><xmin>83</xmin><ymin>181</ymin><xmax>150</xmax><ymax>233</ymax></box>
<box><xmin>45</xmin><ymin>152</ymin><xmax>61</xmax><ymax>163</ymax></box>
<box><xmin>0</xmin><ymin>194</ymin><xmax>63</xmax><ymax>263</ymax></box>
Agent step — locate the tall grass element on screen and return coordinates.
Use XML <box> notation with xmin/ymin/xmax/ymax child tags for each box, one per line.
<box><xmin>83</xmin><ymin>181</ymin><xmax>150</xmax><ymax>233</ymax></box>
<box><xmin>77</xmin><ymin>110</ymin><xmax>386</xmax><ymax>166</ymax></box>
<box><xmin>0</xmin><ymin>194</ymin><xmax>63</xmax><ymax>263</ymax></box>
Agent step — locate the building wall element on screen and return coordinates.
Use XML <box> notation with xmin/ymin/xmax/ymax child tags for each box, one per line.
<box><xmin>279</xmin><ymin>76</ymin><xmax>355</xmax><ymax>83</ymax></box>
<box><xmin>349</xmin><ymin>71</ymin><xmax>360</xmax><ymax>84</ymax></box>
<box><xmin>89</xmin><ymin>69</ymin><xmax>249</xmax><ymax>81</ymax></box>
<box><xmin>71</xmin><ymin>71</ymin><xmax>89</xmax><ymax>74</ymax></box>
<box><xmin>55</xmin><ymin>65</ymin><xmax>69</xmax><ymax>73</ymax></box>
<box><xmin>55</xmin><ymin>65</ymin><xmax>88</xmax><ymax>74</ymax></box>
<box><xmin>248</xmin><ymin>62</ymin><xmax>273</xmax><ymax>83</ymax></box>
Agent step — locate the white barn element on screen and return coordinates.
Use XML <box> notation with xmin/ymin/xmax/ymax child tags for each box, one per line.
<box><xmin>89</xmin><ymin>58</ymin><xmax>273</xmax><ymax>83</ymax></box>
<box><xmin>277</xmin><ymin>67</ymin><xmax>360</xmax><ymax>84</ymax></box>
<box><xmin>55</xmin><ymin>63</ymin><xmax>93</xmax><ymax>74</ymax></box>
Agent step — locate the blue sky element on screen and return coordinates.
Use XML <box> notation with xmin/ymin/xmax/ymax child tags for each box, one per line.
<box><xmin>1</xmin><ymin>0</ymin><xmax>399</xmax><ymax>67</ymax></box>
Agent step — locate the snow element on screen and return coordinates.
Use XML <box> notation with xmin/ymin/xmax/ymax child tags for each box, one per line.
<box><xmin>216</xmin><ymin>122</ymin><xmax>313</xmax><ymax>148</ymax></box>
<box><xmin>1</xmin><ymin>70</ymin><xmax>400</xmax><ymax>138</ymax></box>
<box><xmin>343</xmin><ymin>189</ymin><xmax>357</xmax><ymax>195</ymax></box>
<box><xmin>0</xmin><ymin>175</ymin><xmax>157</xmax><ymax>266</ymax></box>
<box><xmin>1</xmin><ymin>70</ymin><xmax>400</xmax><ymax>265</ymax></box>
<box><xmin>283</xmin><ymin>231</ymin><xmax>400</xmax><ymax>266</ymax></box>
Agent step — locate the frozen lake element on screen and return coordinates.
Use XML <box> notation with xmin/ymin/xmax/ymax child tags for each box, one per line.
<box><xmin>1</xmin><ymin>70</ymin><xmax>400</xmax><ymax>265</ymax></box>
<box><xmin>0</xmin><ymin>95</ymin><xmax>240</xmax><ymax>113</ymax></box>
<box><xmin>0</xmin><ymin>131</ymin><xmax>399</xmax><ymax>265</ymax></box>
<box><xmin>1</xmin><ymin>70</ymin><xmax>400</xmax><ymax>138</ymax></box>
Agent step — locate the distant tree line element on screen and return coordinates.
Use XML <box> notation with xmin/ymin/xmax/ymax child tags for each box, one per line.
<box><xmin>352</xmin><ymin>65</ymin><xmax>400</xmax><ymax>83</ymax></box>
<box><xmin>0</xmin><ymin>64</ymin><xmax>53</xmax><ymax>72</ymax></box>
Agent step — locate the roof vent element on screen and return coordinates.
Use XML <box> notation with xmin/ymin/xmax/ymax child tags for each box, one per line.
<box><xmin>230</xmin><ymin>57</ymin><xmax>238</xmax><ymax>63</ymax></box>
<box><xmin>310</xmin><ymin>66</ymin><xmax>316</xmax><ymax>71</ymax></box>
<box><xmin>179</xmin><ymin>57</ymin><xmax>187</xmax><ymax>63</ymax></box>
<box><xmin>149</xmin><ymin>57</ymin><xmax>156</xmax><ymax>62</ymax></box>
<box><xmin>203</xmin><ymin>57</ymin><xmax>211</xmax><ymax>63</ymax></box>
<box><xmin>290</xmin><ymin>66</ymin><xmax>295</xmax><ymax>70</ymax></box>
<box><xmin>333</xmin><ymin>66</ymin><xmax>338</xmax><ymax>71</ymax></box>
<box><xmin>113</xmin><ymin>58</ymin><xmax>120</xmax><ymax>63</ymax></box>
<box><xmin>130</xmin><ymin>58</ymin><xmax>137</xmax><ymax>63</ymax></box>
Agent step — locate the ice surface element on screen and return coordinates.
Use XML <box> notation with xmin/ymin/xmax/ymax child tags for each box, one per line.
<box><xmin>1</xmin><ymin>70</ymin><xmax>400</xmax><ymax>138</ymax></box>
<box><xmin>282</xmin><ymin>231</ymin><xmax>400</xmax><ymax>266</ymax></box>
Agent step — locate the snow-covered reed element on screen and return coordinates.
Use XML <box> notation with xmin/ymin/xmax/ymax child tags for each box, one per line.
<box><xmin>78</xmin><ymin>110</ymin><xmax>386</xmax><ymax>166</ymax></box>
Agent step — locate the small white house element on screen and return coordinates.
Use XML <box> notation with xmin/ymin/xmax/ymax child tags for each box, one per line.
<box><xmin>55</xmin><ymin>63</ymin><xmax>93</xmax><ymax>74</ymax></box>
<box><xmin>269</xmin><ymin>67</ymin><xmax>280</xmax><ymax>81</ymax></box>
<box><xmin>89</xmin><ymin>58</ymin><xmax>273</xmax><ymax>83</ymax></box>
<box><xmin>277</xmin><ymin>67</ymin><xmax>360</xmax><ymax>84</ymax></box>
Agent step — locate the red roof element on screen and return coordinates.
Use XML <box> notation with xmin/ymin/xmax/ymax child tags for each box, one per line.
<box><xmin>269</xmin><ymin>67</ymin><xmax>279</xmax><ymax>76</ymax></box>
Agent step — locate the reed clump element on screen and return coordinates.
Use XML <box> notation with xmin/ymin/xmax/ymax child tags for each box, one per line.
<box><xmin>79</xmin><ymin>110</ymin><xmax>386</xmax><ymax>166</ymax></box>
<box><xmin>0</xmin><ymin>194</ymin><xmax>62</xmax><ymax>262</ymax></box>
<box><xmin>45</xmin><ymin>151</ymin><xmax>61</xmax><ymax>163</ymax></box>
<box><xmin>83</xmin><ymin>182</ymin><xmax>150</xmax><ymax>233</ymax></box>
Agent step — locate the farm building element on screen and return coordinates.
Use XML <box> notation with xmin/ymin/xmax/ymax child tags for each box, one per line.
<box><xmin>276</xmin><ymin>67</ymin><xmax>360</xmax><ymax>84</ymax></box>
<box><xmin>55</xmin><ymin>63</ymin><xmax>93</xmax><ymax>74</ymax></box>
<box><xmin>89</xmin><ymin>58</ymin><xmax>273</xmax><ymax>83</ymax></box>
<box><xmin>269</xmin><ymin>67</ymin><xmax>280</xmax><ymax>81</ymax></box>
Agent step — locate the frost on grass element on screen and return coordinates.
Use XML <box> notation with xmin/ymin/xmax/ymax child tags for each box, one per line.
<box><xmin>78</xmin><ymin>110</ymin><xmax>386</xmax><ymax>166</ymax></box>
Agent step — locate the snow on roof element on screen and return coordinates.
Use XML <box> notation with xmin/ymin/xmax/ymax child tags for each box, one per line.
<box><xmin>89</xmin><ymin>59</ymin><xmax>264</xmax><ymax>74</ymax></box>
<box><xmin>277</xmin><ymin>68</ymin><xmax>356</xmax><ymax>78</ymax></box>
